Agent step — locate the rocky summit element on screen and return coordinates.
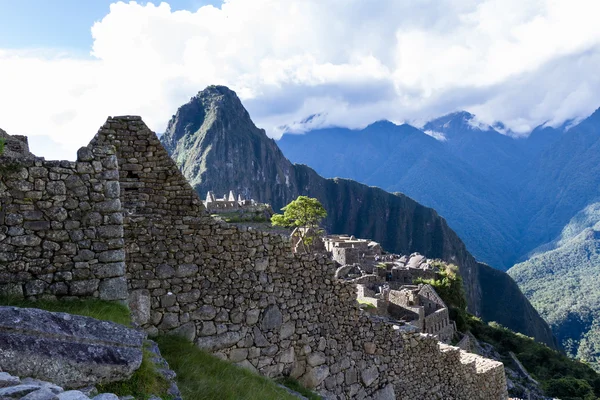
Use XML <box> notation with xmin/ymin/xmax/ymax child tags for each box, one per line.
<box><xmin>159</xmin><ymin>85</ymin><xmax>557</xmax><ymax>348</ymax></box>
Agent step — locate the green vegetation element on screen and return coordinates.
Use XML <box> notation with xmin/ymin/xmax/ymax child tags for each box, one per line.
<box><xmin>97</xmin><ymin>348</ymin><xmax>171</xmax><ymax>400</ymax></box>
<box><xmin>155</xmin><ymin>335</ymin><xmax>304</xmax><ymax>400</ymax></box>
<box><xmin>509</xmin><ymin>206</ymin><xmax>600</xmax><ymax>371</ymax></box>
<box><xmin>0</xmin><ymin>137</ymin><xmax>4</xmax><ymax>155</ymax></box>
<box><xmin>0</xmin><ymin>297</ymin><xmax>131</xmax><ymax>326</ymax></box>
<box><xmin>272</xmin><ymin>196</ymin><xmax>327</xmax><ymax>253</ymax></box>
<box><xmin>469</xmin><ymin>316</ymin><xmax>600</xmax><ymax>400</ymax></box>
<box><xmin>357</xmin><ymin>298</ymin><xmax>377</xmax><ymax>309</ymax></box>
<box><xmin>415</xmin><ymin>261</ymin><xmax>469</xmax><ymax>331</ymax></box>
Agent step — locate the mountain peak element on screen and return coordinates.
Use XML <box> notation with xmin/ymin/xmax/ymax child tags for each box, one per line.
<box><xmin>192</xmin><ymin>85</ymin><xmax>250</xmax><ymax>118</ymax></box>
<box><xmin>161</xmin><ymin>85</ymin><xmax>256</xmax><ymax>153</ymax></box>
<box><xmin>194</xmin><ymin>85</ymin><xmax>238</xmax><ymax>102</ymax></box>
<box><xmin>365</xmin><ymin>120</ymin><xmax>398</xmax><ymax>130</ymax></box>
<box><xmin>423</xmin><ymin>111</ymin><xmax>494</xmax><ymax>138</ymax></box>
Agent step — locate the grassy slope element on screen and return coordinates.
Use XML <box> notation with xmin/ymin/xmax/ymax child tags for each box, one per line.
<box><xmin>155</xmin><ymin>335</ymin><xmax>308</xmax><ymax>400</ymax></box>
<box><xmin>509</xmin><ymin>221</ymin><xmax>600</xmax><ymax>371</ymax></box>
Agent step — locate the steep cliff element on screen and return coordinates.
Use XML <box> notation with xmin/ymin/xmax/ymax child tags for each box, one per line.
<box><xmin>160</xmin><ymin>85</ymin><xmax>556</xmax><ymax>348</ymax></box>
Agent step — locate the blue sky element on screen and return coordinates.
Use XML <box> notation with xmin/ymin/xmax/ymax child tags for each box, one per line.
<box><xmin>0</xmin><ymin>1</ymin><xmax>219</xmax><ymax>53</ymax></box>
<box><xmin>1</xmin><ymin>0</ymin><xmax>600</xmax><ymax>160</ymax></box>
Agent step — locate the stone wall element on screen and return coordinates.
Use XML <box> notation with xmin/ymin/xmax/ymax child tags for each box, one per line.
<box><xmin>0</xmin><ymin>140</ymin><xmax>127</xmax><ymax>301</ymax></box>
<box><xmin>424</xmin><ymin>308</ymin><xmax>455</xmax><ymax>342</ymax></box>
<box><xmin>88</xmin><ymin>116</ymin><xmax>507</xmax><ymax>400</ymax></box>
<box><xmin>0</xmin><ymin>116</ymin><xmax>508</xmax><ymax>399</ymax></box>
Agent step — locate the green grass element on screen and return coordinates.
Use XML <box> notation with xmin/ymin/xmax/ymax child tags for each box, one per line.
<box><xmin>0</xmin><ymin>297</ymin><xmax>131</xmax><ymax>325</ymax></box>
<box><xmin>155</xmin><ymin>335</ymin><xmax>303</xmax><ymax>400</ymax></box>
<box><xmin>97</xmin><ymin>348</ymin><xmax>171</xmax><ymax>400</ymax></box>
<box><xmin>357</xmin><ymin>299</ymin><xmax>376</xmax><ymax>309</ymax></box>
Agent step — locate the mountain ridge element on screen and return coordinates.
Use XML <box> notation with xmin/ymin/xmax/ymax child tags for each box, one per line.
<box><xmin>276</xmin><ymin>106</ymin><xmax>600</xmax><ymax>270</ymax></box>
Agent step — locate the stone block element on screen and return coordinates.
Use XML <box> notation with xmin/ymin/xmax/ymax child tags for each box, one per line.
<box><xmin>229</xmin><ymin>348</ymin><xmax>249</xmax><ymax>362</ymax></box>
<box><xmin>361</xmin><ymin>366</ymin><xmax>379</xmax><ymax>387</ymax></box>
<box><xmin>24</xmin><ymin>280</ymin><xmax>48</xmax><ymax>296</ymax></box>
<box><xmin>98</xmin><ymin>277</ymin><xmax>127</xmax><ymax>300</ymax></box>
<box><xmin>93</xmin><ymin>262</ymin><xmax>125</xmax><ymax>279</ymax></box>
<box><xmin>128</xmin><ymin>289</ymin><xmax>151</xmax><ymax>326</ymax></box>
<box><xmin>156</xmin><ymin>264</ymin><xmax>175</xmax><ymax>279</ymax></box>
<box><xmin>279</xmin><ymin>321</ymin><xmax>295</xmax><ymax>340</ymax></box>
<box><xmin>192</xmin><ymin>305</ymin><xmax>217</xmax><ymax>321</ymax></box>
<box><xmin>196</xmin><ymin>331</ymin><xmax>242</xmax><ymax>351</ymax></box>
<box><xmin>260</xmin><ymin>305</ymin><xmax>282</xmax><ymax>331</ymax></box>
<box><xmin>175</xmin><ymin>264</ymin><xmax>198</xmax><ymax>278</ymax></box>
<box><xmin>246</xmin><ymin>309</ymin><xmax>260</xmax><ymax>325</ymax></box>
<box><xmin>307</xmin><ymin>352</ymin><xmax>327</xmax><ymax>367</ymax></box>
<box><xmin>300</xmin><ymin>365</ymin><xmax>329</xmax><ymax>389</ymax></box>
<box><xmin>0</xmin><ymin>307</ymin><xmax>144</xmax><ymax>388</ymax></box>
<box><xmin>372</xmin><ymin>384</ymin><xmax>395</xmax><ymax>400</ymax></box>
<box><xmin>169</xmin><ymin>322</ymin><xmax>196</xmax><ymax>342</ymax></box>
<box><xmin>69</xmin><ymin>280</ymin><xmax>99</xmax><ymax>296</ymax></box>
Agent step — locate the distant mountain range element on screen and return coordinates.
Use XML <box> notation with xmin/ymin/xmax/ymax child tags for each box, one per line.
<box><xmin>278</xmin><ymin>109</ymin><xmax>600</xmax><ymax>270</ymax></box>
<box><xmin>277</xmin><ymin>105</ymin><xmax>600</xmax><ymax>368</ymax></box>
<box><xmin>159</xmin><ymin>85</ymin><xmax>556</xmax><ymax>348</ymax></box>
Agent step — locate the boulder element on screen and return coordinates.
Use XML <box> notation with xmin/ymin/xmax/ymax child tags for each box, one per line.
<box><xmin>0</xmin><ymin>307</ymin><xmax>145</xmax><ymax>389</ymax></box>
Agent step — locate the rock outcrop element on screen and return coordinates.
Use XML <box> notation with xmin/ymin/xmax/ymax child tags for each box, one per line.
<box><xmin>0</xmin><ymin>307</ymin><xmax>145</xmax><ymax>389</ymax></box>
<box><xmin>159</xmin><ymin>85</ymin><xmax>557</xmax><ymax>348</ymax></box>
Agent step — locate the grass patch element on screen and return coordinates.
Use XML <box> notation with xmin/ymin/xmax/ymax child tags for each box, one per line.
<box><xmin>97</xmin><ymin>348</ymin><xmax>171</xmax><ymax>400</ymax></box>
<box><xmin>155</xmin><ymin>335</ymin><xmax>301</xmax><ymax>400</ymax></box>
<box><xmin>276</xmin><ymin>377</ymin><xmax>321</xmax><ymax>400</ymax></box>
<box><xmin>357</xmin><ymin>299</ymin><xmax>376</xmax><ymax>309</ymax></box>
<box><xmin>0</xmin><ymin>297</ymin><xmax>131</xmax><ymax>326</ymax></box>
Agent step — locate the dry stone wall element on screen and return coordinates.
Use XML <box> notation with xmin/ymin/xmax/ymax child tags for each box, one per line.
<box><xmin>88</xmin><ymin>116</ymin><xmax>508</xmax><ymax>400</ymax></box>
<box><xmin>0</xmin><ymin>139</ymin><xmax>127</xmax><ymax>301</ymax></box>
<box><xmin>0</xmin><ymin>117</ymin><xmax>508</xmax><ymax>399</ymax></box>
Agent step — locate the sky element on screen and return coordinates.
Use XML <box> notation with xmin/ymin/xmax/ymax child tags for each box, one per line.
<box><xmin>1</xmin><ymin>0</ymin><xmax>600</xmax><ymax>160</ymax></box>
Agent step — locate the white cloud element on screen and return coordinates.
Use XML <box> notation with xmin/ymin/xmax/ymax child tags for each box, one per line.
<box><xmin>1</xmin><ymin>0</ymin><xmax>600</xmax><ymax>159</ymax></box>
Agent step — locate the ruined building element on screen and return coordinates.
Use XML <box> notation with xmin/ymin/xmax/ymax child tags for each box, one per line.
<box><xmin>204</xmin><ymin>190</ymin><xmax>254</xmax><ymax>211</ymax></box>
<box><xmin>0</xmin><ymin>117</ymin><xmax>508</xmax><ymax>400</ymax></box>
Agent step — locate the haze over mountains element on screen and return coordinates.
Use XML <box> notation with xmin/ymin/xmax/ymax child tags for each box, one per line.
<box><xmin>160</xmin><ymin>85</ymin><xmax>557</xmax><ymax>348</ymax></box>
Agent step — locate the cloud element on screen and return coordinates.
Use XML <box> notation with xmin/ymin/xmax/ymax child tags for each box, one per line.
<box><xmin>1</xmin><ymin>0</ymin><xmax>600</xmax><ymax>159</ymax></box>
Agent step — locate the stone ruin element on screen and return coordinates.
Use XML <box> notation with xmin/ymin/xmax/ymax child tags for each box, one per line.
<box><xmin>204</xmin><ymin>190</ymin><xmax>251</xmax><ymax>210</ymax></box>
<box><xmin>355</xmin><ymin>283</ymin><xmax>456</xmax><ymax>343</ymax></box>
<box><xmin>204</xmin><ymin>190</ymin><xmax>271</xmax><ymax>213</ymax></box>
<box><xmin>0</xmin><ymin>117</ymin><xmax>508</xmax><ymax>400</ymax></box>
<box><xmin>320</xmin><ymin>235</ymin><xmax>457</xmax><ymax>344</ymax></box>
